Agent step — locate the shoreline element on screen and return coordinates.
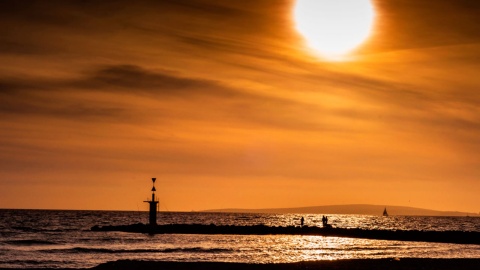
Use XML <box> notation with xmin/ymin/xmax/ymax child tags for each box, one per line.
<box><xmin>2</xmin><ymin>259</ymin><xmax>480</xmax><ymax>270</ymax></box>
<box><xmin>93</xmin><ymin>259</ymin><xmax>480</xmax><ymax>270</ymax></box>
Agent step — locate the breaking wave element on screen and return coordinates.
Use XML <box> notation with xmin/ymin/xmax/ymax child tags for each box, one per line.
<box><xmin>43</xmin><ymin>247</ymin><xmax>234</xmax><ymax>254</ymax></box>
<box><xmin>5</xmin><ymin>239</ymin><xmax>58</xmax><ymax>246</ymax></box>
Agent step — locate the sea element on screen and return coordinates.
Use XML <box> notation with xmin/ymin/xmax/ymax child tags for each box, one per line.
<box><xmin>0</xmin><ymin>209</ymin><xmax>479</xmax><ymax>269</ymax></box>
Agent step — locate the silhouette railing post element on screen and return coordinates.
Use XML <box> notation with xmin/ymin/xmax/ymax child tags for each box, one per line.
<box><xmin>144</xmin><ymin>178</ymin><xmax>159</xmax><ymax>227</ymax></box>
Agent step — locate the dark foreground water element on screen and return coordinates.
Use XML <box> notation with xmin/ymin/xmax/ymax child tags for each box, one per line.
<box><xmin>0</xmin><ymin>209</ymin><xmax>479</xmax><ymax>268</ymax></box>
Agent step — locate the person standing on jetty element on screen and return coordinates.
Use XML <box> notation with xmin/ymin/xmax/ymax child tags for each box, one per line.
<box><xmin>301</xmin><ymin>217</ymin><xmax>304</xmax><ymax>227</ymax></box>
<box><xmin>322</xmin><ymin>215</ymin><xmax>329</xmax><ymax>227</ymax></box>
<box><xmin>322</xmin><ymin>215</ymin><xmax>332</xmax><ymax>228</ymax></box>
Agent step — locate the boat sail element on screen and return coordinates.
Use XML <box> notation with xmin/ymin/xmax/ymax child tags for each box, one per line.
<box><xmin>383</xmin><ymin>207</ymin><xmax>388</xmax><ymax>217</ymax></box>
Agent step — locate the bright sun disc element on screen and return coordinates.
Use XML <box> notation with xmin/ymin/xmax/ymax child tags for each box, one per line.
<box><xmin>294</xmin><ymin>0</ymin><xmax>375</xmax><ymax>60</ymax></box>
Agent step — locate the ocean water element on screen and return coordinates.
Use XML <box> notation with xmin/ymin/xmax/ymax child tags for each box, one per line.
<box><xmin>0</xmin><ymin>209</ymin><xmax>479</xmax><ymax>268</ymax></box>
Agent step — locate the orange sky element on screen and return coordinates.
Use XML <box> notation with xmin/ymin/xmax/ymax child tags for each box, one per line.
<box><xmin>0</xmin><ymin>0</ymin><xmax>479</xmax><ymax>213</ymax></box>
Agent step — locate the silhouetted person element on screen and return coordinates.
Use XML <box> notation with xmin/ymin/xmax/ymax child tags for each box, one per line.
<box><xmin>322</xmin><ymin>215</ymin><xmax>326</xmax><ymax>226</ymax></box>
<box><xmin>301</xmin><ymin>217</ymin><xmax>304</xmax><ymax>227</ymax></box>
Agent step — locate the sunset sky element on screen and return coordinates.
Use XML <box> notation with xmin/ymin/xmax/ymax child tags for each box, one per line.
<box><xmin>1</xmin><ymin>0</ymin><xmax>479</xmax><ymax>213</ymax></box>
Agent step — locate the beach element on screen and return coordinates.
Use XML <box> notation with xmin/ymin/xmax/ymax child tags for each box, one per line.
<box><xmin>97</xmin><ymin>259</ymin><xmax>480</xmax><ymax>270</ymax></box>
<box><xmin>92</xmin><ymin>259</ymin><xmax>480</xmax><ymax>270</ymax></box>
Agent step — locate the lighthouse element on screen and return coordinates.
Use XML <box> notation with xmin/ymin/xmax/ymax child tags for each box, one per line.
<box><xmin>144</xmin><ymin>177</ymin><xmax>159</xmax><ymax>226</ymax></box>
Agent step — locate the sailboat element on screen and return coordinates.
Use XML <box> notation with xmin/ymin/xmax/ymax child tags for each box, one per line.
<box><xmin>383</xmin><ymin>207</ymin><xmax>389</xmax><ymax>217</ymax></box>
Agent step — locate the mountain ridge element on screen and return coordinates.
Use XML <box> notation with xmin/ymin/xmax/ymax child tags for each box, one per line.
<box><xmin>204</xmin><ymin>204</ymin><xmax>479</xmax><ymax>216</ymax></box>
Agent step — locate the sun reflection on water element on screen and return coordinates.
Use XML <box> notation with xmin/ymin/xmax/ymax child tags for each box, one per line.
<box><xmin>2</xmin><ymin>210</ymin><xmax>479</xmax><ymax>268</ymax></box>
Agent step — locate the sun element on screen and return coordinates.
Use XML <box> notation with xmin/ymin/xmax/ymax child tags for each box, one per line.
<box><xmin>293</xmin><ymin>0</ymin><xmax>375</xmax><ymax>60</ymax></box>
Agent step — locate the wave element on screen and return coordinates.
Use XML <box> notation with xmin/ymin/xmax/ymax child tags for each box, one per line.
<box><xmin>4</xmin><ymin>239</ymin><xmax>58</xmax><ymax>246</ymax></box>
<box><xmin>11</xmin><ymin>226</ymin><xmax>77</xmax><ymax>233</ymax></box>
<box><xmin>43</xmin><ymin>247</ymin><xmax>234</xmax><ymax>254</ymax></box>
<box><xmin>11</xmin><ymin>226</ymin><xmax>41</xmax><ymax>232</ymax></box>
<box><xmin>0</xmin><ymin>259</ymin><xmax>73</xmax><ymax>268</ymax></box>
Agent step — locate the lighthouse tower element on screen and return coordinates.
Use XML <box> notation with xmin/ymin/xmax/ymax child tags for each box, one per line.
<box><xmin>144</xmin><ymin>178</ymin><xmax>159</xmax><ymax>226</ymax></box>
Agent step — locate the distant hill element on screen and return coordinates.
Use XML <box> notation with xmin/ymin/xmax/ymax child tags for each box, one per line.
<box><xmin>204</xmin><ymin>204</ymin><xmax>479</xmax><ymax>216</ymax></box>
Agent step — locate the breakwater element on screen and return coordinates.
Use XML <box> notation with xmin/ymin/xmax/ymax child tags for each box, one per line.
<box><xmin>91</xmin><ymin>223</ymin><xmax>480</xmax><ymax>245</ymax></box>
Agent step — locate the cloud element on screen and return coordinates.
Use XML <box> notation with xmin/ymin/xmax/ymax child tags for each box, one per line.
<box><xmin>78</xmin><ymin>65</ymin><xmax>237</xmax><ymax>97</ymax></box>
<box><xmin>365</xmin><ymin>0</ymin><xmax>480</xmax><ymax>54</ymax></box>
<box><xmin>1</xmin><ymin>62</ymin><xmax>389</xmax><ymax>136</ymax></box>
<box><xmin>0</xmin><ymin>64</ymin><xmax>316</xmax><ymax>129</ymax></box>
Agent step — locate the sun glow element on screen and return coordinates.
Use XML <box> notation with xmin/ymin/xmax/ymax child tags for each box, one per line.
<box><xmin>294</xmin><ymin>0</ymin><xmax>375</xmax><ymax>60</ymax></box>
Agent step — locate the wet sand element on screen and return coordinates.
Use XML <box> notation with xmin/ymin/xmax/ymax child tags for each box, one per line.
<box><xmin>3</xmin><ymin>259</ymin><xmax>480</xmax><ymax>270</ymax></box>
<box><xmin>91</xmin><ymin>259</ymin><xmax>480</xmax><ymax>270</ymax></box>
